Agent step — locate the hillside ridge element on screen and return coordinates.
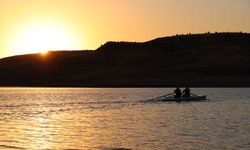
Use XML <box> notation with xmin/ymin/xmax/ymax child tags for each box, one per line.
<box><xmin>0</xmin><ymin>32</ymin><xmax>249</xmax><ymax>87</ymax></box>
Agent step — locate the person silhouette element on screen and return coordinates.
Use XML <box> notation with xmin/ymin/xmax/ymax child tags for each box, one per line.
<box><xmin>183</xmin><ymin>87</ymin><xmax>190</xmax><ymax>97</ymax></box>
<box><xmin>174</xmin><ymin>87</ymin><xmax>181</xmax><ymax>98</ymax></box>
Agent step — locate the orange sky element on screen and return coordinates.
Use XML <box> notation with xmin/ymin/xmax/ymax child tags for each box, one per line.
<box><xmin>0</xmin><ymin>0</ymin><xmax>250</xmax><ymax>58</ymax></box>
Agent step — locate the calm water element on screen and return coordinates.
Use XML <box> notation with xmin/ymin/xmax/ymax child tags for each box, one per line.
<box><xmin>0</xmin><ymin>88</ymin><xmax>249</xmax><ymax>150</ymax></box>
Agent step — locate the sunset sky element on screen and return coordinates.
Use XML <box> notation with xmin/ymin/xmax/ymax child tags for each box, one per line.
<box><xmin>0</xmin><ymin>0</ymin><xmax>250</xmax><ymax>58</ymax></box>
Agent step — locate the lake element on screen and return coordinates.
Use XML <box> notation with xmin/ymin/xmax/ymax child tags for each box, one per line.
<box><xmin>0</xmin><ymin>88</ymin><xmax>249</xmax><ymax>150</ymax></box>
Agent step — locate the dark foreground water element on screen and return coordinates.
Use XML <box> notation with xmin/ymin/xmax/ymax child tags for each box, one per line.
<box><xmin>0</xmin><ymin>88</ymin><xmax>249</xmax><ymax>150</ymax></box>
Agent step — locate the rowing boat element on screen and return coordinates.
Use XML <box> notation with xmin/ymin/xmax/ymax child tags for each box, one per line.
<box><xmin>144</xmin><ymin>94</ymin><xmax>206</xmax><ymax>102</ymax></box>
<box><xmin>159</xmin><ymin>95</ymin><xmax>206</xmax><ymax>102</ymax></box>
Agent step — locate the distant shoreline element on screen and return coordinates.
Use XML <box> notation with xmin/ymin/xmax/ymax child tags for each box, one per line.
<box><xmin>0</xmin><ymin>85</ymin><xmax>250</xmax><ymax>88</ymax></box>
<box><xmin>1</xmin><ymin>32</ymin><xmax>249</xmax><ymax>88</ymax></box>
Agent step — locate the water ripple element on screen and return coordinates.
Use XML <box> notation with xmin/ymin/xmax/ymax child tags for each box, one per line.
<box><xmin>0</xmin><ymin>145</ymin><xmax>26</xmax><ymax>149</ymax></box>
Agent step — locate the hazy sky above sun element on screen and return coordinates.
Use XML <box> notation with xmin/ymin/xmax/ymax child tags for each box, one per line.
<box><xmin>0</xmin><ymin>0</ymin><xmax>250</xmax><ymax>58</ymax></box>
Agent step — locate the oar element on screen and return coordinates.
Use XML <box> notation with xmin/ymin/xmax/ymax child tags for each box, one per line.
<box><xmin>191</xmin><ymin>93</ymin><xmax>197</xmax><ymax>96</ymax></box>
<box><xmin>148</xmin><ymin>93</ymin><xmax>174</xmax><ymax>101</ymax></box>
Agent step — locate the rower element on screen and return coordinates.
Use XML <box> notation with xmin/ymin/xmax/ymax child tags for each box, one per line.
<box><xmin>174</xmin><ymin>87</ymin><xmax>181</xmax><ymax>98</ymax></box>
<box><xmin>183</xmin><ymin>87</ymin><xmax>190</xmax><ymax>97</ymax></box>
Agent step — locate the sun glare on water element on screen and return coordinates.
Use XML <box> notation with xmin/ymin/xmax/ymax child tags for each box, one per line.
<box><xmin>13</xmin><ymin>22</ymin><xmax>78</xmax><ymax>55</ymax></box>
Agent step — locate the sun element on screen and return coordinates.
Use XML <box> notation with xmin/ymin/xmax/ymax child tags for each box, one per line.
<box><xmin>13</xmin><ymin>22</ymin><xmax>78</xmax><ymax>55</ymax></box>
<box><xmin>40</xmin><ymin>50</ymin><xmax>48</xmax><ymax>55</ymax></box>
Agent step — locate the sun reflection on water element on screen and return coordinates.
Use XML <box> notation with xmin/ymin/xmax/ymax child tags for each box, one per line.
<box><xmin>31</xmin><ymin>116</ymin><xmax>52</xmax><ymax>149</ymax></box>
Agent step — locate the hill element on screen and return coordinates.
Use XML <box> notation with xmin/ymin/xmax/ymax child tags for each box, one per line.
<box><xmin>0</xmin><ymin>32</ymin><xmax>249</xmax><ymax>87</ymax></box>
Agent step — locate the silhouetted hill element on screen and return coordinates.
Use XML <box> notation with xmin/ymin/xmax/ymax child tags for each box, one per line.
<box><xmin>0</xmin><ymin>32</ymin><xmax>250</xmax><ymax>87</ymax></box>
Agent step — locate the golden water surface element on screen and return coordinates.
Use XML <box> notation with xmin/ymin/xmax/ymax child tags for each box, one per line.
<box><xmin>0</xmin><ymin>88</ymin><xmax>249</xmax><ymax>150</ymax></box>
